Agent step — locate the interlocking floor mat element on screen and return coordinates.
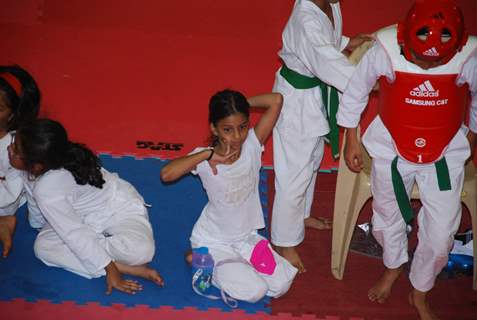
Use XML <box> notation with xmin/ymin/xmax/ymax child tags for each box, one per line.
<box><xmin>0</xmin><ymin>155</ymin><xmax>270</xmax><ymax>314</ymax></box>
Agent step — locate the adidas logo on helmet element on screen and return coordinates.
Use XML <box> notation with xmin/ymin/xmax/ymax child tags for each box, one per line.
<box><xmin>422</xmin><ymin>47</ymin><xmax>439</xmax><ymax>57</ymax></box>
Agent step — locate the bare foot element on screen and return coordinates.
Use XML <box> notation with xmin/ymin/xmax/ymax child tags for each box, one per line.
<box><xmin>0</xmin><ymin>215</ymin><xmax>17</xmax><ymax>258</ymax></box>
<box><xmin>304</xmin><ymin>216</ymin><xmax>332</xmax><ymax>230</ymax></box>
<box><xmin>184</xmin><ymin>249</ymin><xmax>192</xmax><ymax>265</ymax></box>
<box><xmin>274</xmin><ymin>245</ymin><xmax>306</xmax><ymax>273</ymax></box>
<box><xmin>115</xmin><ymin>262</ymin><xmax>164</xmax><ymax>287</ymax></box>
<box><xmin>368</xmin><ymin>266</ymin><xmax>403</xmax><ymax>303</ymax></box>
<box><xmin>408</xmin><ymin>289</ymin><xmax>440</xmax><ymax>320</ymax></box>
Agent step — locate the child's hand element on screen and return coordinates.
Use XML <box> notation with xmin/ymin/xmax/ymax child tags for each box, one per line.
<box><xmin>344</xmin><ymin>131</ymin><xmax>364</xmax><ymax>173</ymax></box>
<box><xmin>0</xmin><ymin>215</ymin><xmax>16</xmax><ymax>258</ymax></box>
<box><xmin>105</xmin><ymin>261</ymin><xmax>143</xmax><ymax>295</ymax></box>
<box><xmin>345</xmin><ymin>34</ymin><xmax>375</xmax><ymax>53</ymax></box>
<box><xmin>208</xmin><ymin>144</ymin><xmax>239</xmax><ymax>175</ymax></box>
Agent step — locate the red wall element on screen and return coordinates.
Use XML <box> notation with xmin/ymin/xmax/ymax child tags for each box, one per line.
<box><xmin>0</xmin><ymin>0</ymin><xmax>476</xmax><ymax>167</ymax></box>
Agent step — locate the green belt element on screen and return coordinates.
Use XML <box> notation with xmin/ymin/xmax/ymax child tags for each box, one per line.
<box><xmin>280</xmin><ymin>64</ymin><xmax>340</xmax><ymax>158</ymax></box>
<box><xmin>391</xmin><ymin>156</ymin><xmax>451</xmax><ymax>224</ymax></box>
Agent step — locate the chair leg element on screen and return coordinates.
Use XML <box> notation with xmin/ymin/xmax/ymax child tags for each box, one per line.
<box><xmin>462</xmin><ymin>189</ymin><xmax>477</xmax><ymax>290</ymax></box>
<box><xmin>332</xmin><ymin>169</ymin><xmax>371</xmax><ymax>280</ymax></box>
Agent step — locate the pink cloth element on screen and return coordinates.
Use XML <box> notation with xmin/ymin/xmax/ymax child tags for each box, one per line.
<box><xmin>250</xmin><ymin>239</ymin><xmax>276</xmax><ymax>275</ymax></box>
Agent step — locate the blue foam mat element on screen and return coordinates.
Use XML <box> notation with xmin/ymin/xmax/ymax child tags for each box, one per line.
<box><xmin>0</xmin><ymin>155</ymin><xmax>270</xmax><ymax>313</ymax></box>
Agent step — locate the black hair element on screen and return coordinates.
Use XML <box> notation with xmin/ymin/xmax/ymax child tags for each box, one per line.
<box><xmin>208</xmin><ymin>89</ymin><xmax>250</xmax><ymax>146</ymax></box>
<box><xmin>0</xmin><ymin>65</ymin><xmax>41</xmax><ymax>131</ymax></box>
<box><xmin>17</xmin><ymin>119</ymin><xmax>105</xmax><ymax>188</ymax></box>
<box><xmin>208</xmin><ymin>89</ymin><xmax>250</xmax><ymax>125</ymax></box>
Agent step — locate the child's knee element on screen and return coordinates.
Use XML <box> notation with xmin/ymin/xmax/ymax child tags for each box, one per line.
<box><xmin>121</xmin><ymin>241</ymin><xmax>155</xmax><ymax>265</ymax></box>
<box><xmin>106</xmin><ymin>231</ymin><xmax>155</xmax><ymax>265</ymax></box>
<box><xmin>268</xmin><ymin>276</ymin><xmax>294</xmax><ymax>298</ymax></box>
<box><xmin>215</xmin><ymin>270</ymin><xmax>268</xmax><ymax>303</ymax></box>
<box><xmin>276</xmin><ymin>190</ymin><xmax>304</xmax><ymax>210</ymax></box>
<box><xmin>265</xmin><ymin>261</ymin><xmax>297</xmax><ymax>298</ymax></box>
<box><xmin>417</xmin><ymin>230</ymin><xmax>454</xmax><ymax>261</ymax></box>
<box><xmin>431</xmin><ymin>234</ymin><xmax>454</xmax><ymax>256</ymax></box>
<box><xmin>33</xmin><ymin>231</ymin><xmax>51</xmax><ymax>261</ymax></box>
<box><xmin>137</xmin><ymin>242</ymin><xmax>155</xmax><ymax>263</ymax></box>
<box><xmin>33</xmin><ymin>237</ymin><xmax>45</xmax><ymax>260</ymax></box>
<box><xmin>230</xmin><ymin>279</ymin><xmax>268</xmax><ymax>303</ymax></box>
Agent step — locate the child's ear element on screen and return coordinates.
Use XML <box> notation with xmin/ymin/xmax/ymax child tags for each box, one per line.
<box><xmin>31</xmin><ymin>163</ymin><xmax>45</xmax><ymax>176</ymax></box>
<box><xmin>210</xmin><ymin>123</ymin><xmax>218</xmax><ymax>136</ymax></box>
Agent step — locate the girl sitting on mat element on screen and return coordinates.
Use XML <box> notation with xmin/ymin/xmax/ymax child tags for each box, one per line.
<box><xmin>9</xmin><ymin>118</ymin><xmax>164</xmax><ymax>294</ymax></box>
<box><xmin>161</xmin><ymin>90</ymin><xmax>297</xmax><ymax>303</ymax></box>
<box><xmin>0</xmin><ymin>65</ymin><xmax>41</xmax><ymax>258</ymax></box>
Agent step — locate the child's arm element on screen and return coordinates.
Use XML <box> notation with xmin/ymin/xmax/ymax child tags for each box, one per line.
<box><xmin>344</xmin><ymin>127</ymin><xmax>363</xmax><ymax>173</ymax></box>
<box><xmin>161</xmin><ymin>147</ymin><xmax>238</xmax><ymax>179</ymax></box>
<box><xmin>0</xmin><ymin>142</ymin><xmax>24</xmax><ymax>257</ymax></box>
<box><xmin>464</xmin><ymin>53</ymin><xmax>477</xmax><ymax>164</ymax></box>
<box><xmin>248</xmin><ymin>93</ymin><xmax>283</xmax><ymax>145</ymax></box>
<box><xmin>160</xmin><ymin>150</ymin><xmax>213</xmax><ymax>182</ymax></box>
<box><xmin>337</xmin><ymin>45</ymin><xmax>390</xmax><ymax>172</ymax></box>
<box><xmin>344</xmin><ymin>34</ymin><xmax>375</xmax><ymax>54</ymax></box>
<box><xmin>296</xmin><ymin>23</ymin><xmax>354</xmax><ymax>92</ymax></box>
<box><xmin>0</xmin><ymin>215</ymin><xmax>16</xmax><ymax>258</ymax></box>
<box><xmin>0</xmin><ymin>173</ymin><xmax>24</xmax><ymax>210</ymax></box>
<box><xmin>0</xmin><ymin>147</ymin><xmax>24</xmax><ymax>211</ymax></box>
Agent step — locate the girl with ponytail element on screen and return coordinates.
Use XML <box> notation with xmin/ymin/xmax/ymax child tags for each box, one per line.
<box><xmin>0</xmin><ymin>65</ymin><xmax>41</xmax><ymax>258</ymax></box>
<box><xmin>9</xmin><ymin>118</ymin><xmax>164</xmax><ymax>295</ymax></box>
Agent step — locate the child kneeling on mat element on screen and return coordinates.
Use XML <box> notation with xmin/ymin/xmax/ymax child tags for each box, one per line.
<box><xmin>9</xmin><ymin>119</ymin><xmax>163</xmax><ymax>295</ymax></box>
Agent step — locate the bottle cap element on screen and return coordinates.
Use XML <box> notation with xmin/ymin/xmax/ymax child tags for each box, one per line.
<box><xmin>192</xmin><ymin>246</ymin><xmax>209</xmax><ymax>255</ymax></box>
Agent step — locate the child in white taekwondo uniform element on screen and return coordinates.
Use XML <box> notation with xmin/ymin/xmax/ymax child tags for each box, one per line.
<box><xmin>9</xmin><ymin>119</ymin><xmax>164</xmax><ymax>295</ymax></box>
<box><xmin>161</xmin><ymin>90</ymin><xmax>297</xmax><ymax>303</ymax></box>
<box><xmin>271</xmin><ymin>0</ymin><xmax>372</xmax><ymax>272</ymax></box>
<box><xmin>0</xmin><ymin>65</ymin><xmax>40</xmax><ymax>258</ymax></box>
<box><xmin>337</xmin><ymin>1</ymin><xmax>477</xmax><ymax>319</ymax></box>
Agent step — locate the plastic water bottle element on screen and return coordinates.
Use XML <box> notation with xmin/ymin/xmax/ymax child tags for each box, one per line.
<box><xmin>191</xmin><ymin>247</ymin><xmax>214</xmax><ymax>293</ymax></box>
<box><xmin>190</xmin><ymin>247</ymin><xmax>239</xmax><ymax>308</ymax></box>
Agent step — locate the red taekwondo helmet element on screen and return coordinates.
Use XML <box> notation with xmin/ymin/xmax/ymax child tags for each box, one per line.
<box><xmin>397</xmin><ymin>0</ymin><xmax>468</xmax><ymax>64</ymax></box>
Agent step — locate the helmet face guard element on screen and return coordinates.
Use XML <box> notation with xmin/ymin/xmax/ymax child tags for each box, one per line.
<box><xmin>397</xmin><ymin>0</ymin><xmax>468</xmax><ymax>64</ymax></box>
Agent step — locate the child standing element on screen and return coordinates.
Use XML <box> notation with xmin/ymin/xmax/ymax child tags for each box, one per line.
<box><xmin>161</xmin><ymin>90</ymin><xmax>297</xmax><ymax>303</ymax></box>
<box><xmin>9</xmin><ymin>119</ymin><xmax>163</xmax><ymax>295</ymax></box>
<box><xmin>271</xmin><ymin>0</ymin><xmax>372</xmax><ymax>272</ymax></box>
<box><xmin>337</xmin><ymin>1</ymin><xmax>477</xmax><ymax>319</ymax></box>
<box><xmin>0</xmin><ymin>65</ymin><xmax>40</xmax><ymax>258</ymax></box>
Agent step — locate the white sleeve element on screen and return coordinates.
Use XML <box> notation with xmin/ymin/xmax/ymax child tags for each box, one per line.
<box><xmin>337</xmin><ymin>44</ymin><xmax>393</xmax><ymax>128</ymax></box>
<box><xmin>188</xmin><ymin>147</ymin><xmax>207</xmax><ymax>176</ymax></box>
<box><xmin>340</xmin><ymin>35</ymin><xmax>350</xmax><ymax>52</ymax></box>
<box><xmin>35</xmin><ymin>174</ymin><xmax>111</xmax><ymax>274</ymax></box>
<box><xmin>297</xmin><ymin>21</ymin><xmax>355</xmax><ymax>92</ymax></box>
<box><xmin>0</xmin><ymin>162</ymin><xmax>24</xmax><ymax>216</ymax></box>
<box><xmin>459</xmin><ymin>53</ymin><xmax>477</xmax><ymax>133</ymax></box>
<box><xmin>249</xmin><ymin>129</ymin><xmax>264</xmax><ymax>152</ymax></box>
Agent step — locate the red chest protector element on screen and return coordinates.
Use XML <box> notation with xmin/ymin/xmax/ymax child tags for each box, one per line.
<box><xmin>378</xmin><ymin>72</ymin><xmax>468</xmax><ymax>164</ymax></box>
